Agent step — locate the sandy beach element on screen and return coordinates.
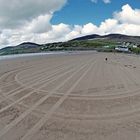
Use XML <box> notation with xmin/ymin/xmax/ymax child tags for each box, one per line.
<box><xmin>0</xmin><ymin>52</ymin><xmax>140</xmax><ymax>140</ymax></box>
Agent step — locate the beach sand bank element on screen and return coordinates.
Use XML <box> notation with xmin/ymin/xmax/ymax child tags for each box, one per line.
<box><xmin>0</xmin><ymin>52</ymin><xmax>140</xmax><ymax>140</ymax></box>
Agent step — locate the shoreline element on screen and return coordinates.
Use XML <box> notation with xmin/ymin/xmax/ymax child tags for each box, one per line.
<box><xmin>0</xmin><ymin>50</ymin><xmax>98</xmax><ymax>61</ymax></box>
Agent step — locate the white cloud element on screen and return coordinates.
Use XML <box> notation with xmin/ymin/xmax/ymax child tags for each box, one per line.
<box><xmin>65</xmin><ymin>25</ymin><xmax>82</xmax><ymax>40</ymax></box>
<box><xmin>99</xmin><ymin>19</ymin><xmax>118</xmax><ymax>34</ymax></box>
<box><xmin>114</xmin><ymin>4</ymin><xmax>140</xmax><ymax>25</ymax></box>
<box><xmin>24</xmin><ymin>14</ymin><xmax>52</xmax><ymax>33</ymax></box>
<box><xmin>112</xmin><ymin>24</ymin><xmax>140</xmax><ymax>36</ymax></box>
<box><xmin>91</xmin><ymin>0</ymin><xmax>111</xmax><ymax>4</ymax></box>
<box><xmin>0</xmin><ymin>0</ymin><xmax>67</xmax><ymax>48</ymax></box>
<box><xmin>81</xmin><ymin>23</ymin><xmax>98</xmax><ymax>35</ymax></box>
<box><xmin>45</xmin><ymin>23</ymin><xmax>71</xmax><ymax>42</ymax></box>
<box><xmin>0</xmin><ymin>0</ymin><xmax>67</xmax><ymax>28</ymax></box>
<box><xmin>0</xmin><ymin>32</ymin><xmax>9</xmax><ymax>46</ymax></box>
<box><xmin>103</xmin><ymin>0</ymin><xmax>111</xmax><ymax>4</ymax></box>
<box><xmin>0</xmin><ymin>3</ymin><xmax>140</xmax><ymax>49</ymax></box>
<box><xmin>67</xmin><ymin>4</ymin><xmax>140</xmax><ymax>39</ymax></box>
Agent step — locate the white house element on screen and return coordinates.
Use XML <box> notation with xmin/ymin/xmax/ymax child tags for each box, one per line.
<box><xmin>115</xmin><ymin>46</ymin><xmax>129</xmax><ymax>52</ymax></box>
<box><xmin>132</xmin><ymin>44</ymin><xmax>138</xmax><ymax>48</ymax></box>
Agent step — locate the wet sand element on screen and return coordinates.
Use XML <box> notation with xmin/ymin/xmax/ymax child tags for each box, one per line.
<box><xmin>0</xmin><ymin>52</ymin><xmax>140</xmax><ymax>140</ymax></box>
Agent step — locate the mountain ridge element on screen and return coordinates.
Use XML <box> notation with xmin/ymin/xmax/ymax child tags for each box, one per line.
<box><xmin>1</xmin><ymin>33</ymin><xmax>140</xmax><ymax>55</ymax></box>
<box><xmin>1</xmin><ymin>33</ymin><xmax>140</xmax><ymax>50</ymax></box>
<box><xmin>72</xmin><ymin>34</ymin><xmax>140</xmax><ymax>44</ymax></box>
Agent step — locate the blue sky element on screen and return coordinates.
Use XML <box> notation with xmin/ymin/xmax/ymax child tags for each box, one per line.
<box><xmin>0</xmin><ymin>0</ymin><xmax>140</xmax><ymax>48</ymax></box>
<box><xmin>52</xmin><ymin>0</ymin><xmax>140</xmax><ymax>25</ymax></box>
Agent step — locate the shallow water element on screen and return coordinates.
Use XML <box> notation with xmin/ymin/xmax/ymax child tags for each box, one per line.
<box><xmin>0</xmin><ymin>52</ymin><xmax>66</xmax><ymax>60</ymax></box>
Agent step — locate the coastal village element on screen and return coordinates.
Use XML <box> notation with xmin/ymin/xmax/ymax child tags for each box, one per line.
<box><xmin>115</xmin><ymin>42</ymin><xmax>139</xmax><ymax>52</ymax></box>
<box><xmin>104</xmin><ymin>42</ymin><xmax>140</xmax><ymax>53</ymax></box>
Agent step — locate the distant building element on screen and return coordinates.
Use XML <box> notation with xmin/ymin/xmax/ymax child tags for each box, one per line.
<box><xmin>132</xmin><ymin>44</ymin><xmax>138</xmax><ymax>48</ymax></box>
<box><xmin>115</xmin><ymin>46</ymin><xmax>129</xmax><ymax>52</ymax></box>
<box><xmin>122</xmin><ymin>42</ymin><xmax>138</xmax><ymax>48</ymax></box>
<box><xmin>103</xmin><ymin>46</ymin><xmax>110</xmax><ymax>48</ymax></box>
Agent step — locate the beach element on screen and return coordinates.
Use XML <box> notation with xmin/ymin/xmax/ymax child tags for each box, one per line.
<box><xmin>0</xmin><ymin>52</ymin><xmax>140</xmax><ymax>140</ymax></box>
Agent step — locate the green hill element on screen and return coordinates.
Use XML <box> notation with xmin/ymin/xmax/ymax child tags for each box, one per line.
<box><xmin>0</xmin><ymin>34</ymin><xmax>140</xmax><ymax>55</ymax></box>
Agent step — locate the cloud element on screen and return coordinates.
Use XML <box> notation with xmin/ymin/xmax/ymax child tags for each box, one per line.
<box><xmin>0</xmin><ymin>31</ymin><xmax>9</xmax><ymax>46</ymax></box>
<box><xmin>91</xmin><ymin>0</ymin><xmax>111</xmax><ymax>4</ymax></box>
<box><xmin>99</xmin><ymin>19</ymin><xmax>118</xmax><ymax>34</ymax></box>
<box><xmin>45</xmin><ymin>23</ymin><xmax>71</xmax><ymax>42</ymax></box>
<box><xmin>65</xmin><ymin>4</ymin><xmax>140</xmax><ymax>39</ymax></box>
<box><xmin>103</xmin><ymin>0</ymin><xmax>111</xmax><ymax>4</ymax></box>
<box><xmin>0</xmin><ymin>0</ymin><xmax>67</xmax><ymax>48</ymax></box>
<box><xmin>114</xmin><ymin>4</ymin><xmax>140</xmax><ymax>25</ymax></box>
<box><xmin>0</xmin><ymin>3</ymin><xmax>140</xmax><ymax>49</ymax></box>
<box><xmin>24</xmin><ymin>14</ymin><xmax>52</xmax><ymax>33</ymax></box>
<box><xmin>0</xmin><ymin>0</ymin><xmax>67</xmax><ymax>28</ymax></box>
<box><xmin>81</xmin><ymin>23</ymin><xmax>99</xmax><ymax>34</ymax></box>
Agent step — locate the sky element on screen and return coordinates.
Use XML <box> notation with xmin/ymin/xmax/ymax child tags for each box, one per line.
<box><xmin>0</xmin><ymin>0</ymin><xmax>140</xmax><ymax>48</ymax></box>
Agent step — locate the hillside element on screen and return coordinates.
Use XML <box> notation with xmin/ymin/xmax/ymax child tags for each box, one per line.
<box><xmin>72</xmin><ymin>34</ymin><xmax>140</xmax><ymax>44</ymax></box>
<box><xmin>0</xmin><ymin>42</ymin><xmax>41</xmax><ymax>55</ymax></box>
<box><xmin>0</xmin><ymin>34</ymin><xmax>140</xmax><ymax>55</ymax></box>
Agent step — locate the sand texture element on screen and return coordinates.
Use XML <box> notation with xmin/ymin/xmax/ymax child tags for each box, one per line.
<box><xmin>0</xmin><ymin>52</ymin><xmax>140</xmax><ymax>140</ymax></box>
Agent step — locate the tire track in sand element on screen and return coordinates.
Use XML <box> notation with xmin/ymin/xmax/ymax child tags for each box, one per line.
<box><xmin>0</xmin><ymin>57</ymin><xmax>95</xmax><ymax>139</ymax></box>
<box><xmin>0</xmin><ymin>61</ymin><xmax>77</xmax><ymax>106</ymax></box>
<box><xmin>20</xmin><ymin>59</ymin><xmax>95</xmax><ymax>140</ymax></box>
